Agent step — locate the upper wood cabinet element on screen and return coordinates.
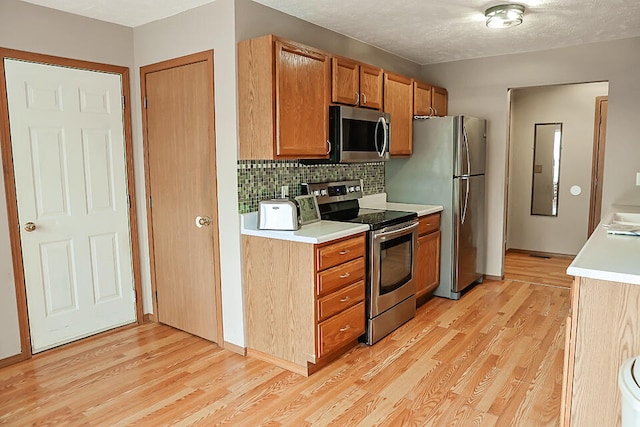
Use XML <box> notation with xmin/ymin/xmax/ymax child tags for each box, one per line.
<box><xmin>331</xmin><ymin>56</ymin><xmax>383</xmax><ymax>110</ymax></box>
<box><xmin>383</xmin><ymin>72</ymin><xmax>414</xmax><ymax>156</ymax></box>
<box><xmin>432</xmin><ymin>86</ymin><xmax>448</xmax><ymax>117</ymax></box>
<box><xmin>238</xmin><ymin>35</ymin><xmax>331</xmax><ymax>160</ymax></box>
<box><xmin>413</xmin><ymin>80</ymin><xmax>448</xmax><ymax>117</ymax></box>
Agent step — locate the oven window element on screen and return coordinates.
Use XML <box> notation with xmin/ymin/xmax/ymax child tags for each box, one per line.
<box><xmin>379</xmin><ymin>232</ymin><xmax>413</xmax><ymax>295</ymax></box>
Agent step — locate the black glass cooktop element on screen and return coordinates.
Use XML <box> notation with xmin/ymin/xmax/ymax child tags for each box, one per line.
<box><xmin>323</xmin><ymin>207</ymin><xmax>416</xmax><ymax>230</ymax></box>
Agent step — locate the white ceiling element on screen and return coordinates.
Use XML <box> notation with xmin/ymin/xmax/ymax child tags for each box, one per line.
<box><xmin>21</xmin><ymin>0</ymin><xmax>640</xmax><ymax>65</ymax></box>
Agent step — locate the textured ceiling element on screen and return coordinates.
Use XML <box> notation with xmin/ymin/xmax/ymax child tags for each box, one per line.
<box><xmin>20</xmin><ymin>0</ymin><xmax>640</xmax><ymax>65</ymax></box>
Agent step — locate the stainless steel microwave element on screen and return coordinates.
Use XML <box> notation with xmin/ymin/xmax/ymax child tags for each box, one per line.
<box><xmin>328</xmin><ymin>105</ymin><xmax>391</xmax><ymax>163</ymax></box>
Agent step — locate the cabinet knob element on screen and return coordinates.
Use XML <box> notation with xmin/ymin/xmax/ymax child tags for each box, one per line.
<box><xmin>356</xmin><ymin>92</ymin><xmax>360</xmax><ymax>105</ymax></box>
<box><xmin>362</xmin><ymin>93</ymin><xmax>367</xmax><ymax>105</ymax></box>
<box><xmin>326</xmin><ymin>140</ymin><xmax>331</xmax><ymax>155</ymax></box>
<box><xmin>339</xmin><ymin>249</ymin><xmax>350</xmax><ymax>255</ymax></box>
<box><xmin>339</xmin><ymin>272</ymin><xmax>351</xmax><ymax>279</ymax></box>
<box><xmin>339</xmin><ymin>296</ymin><xmax>351</xmax><ymax>302</ymax></box>
<box><xmin>339</xmin><ymin>324</ymin><xmax>351</xmax><ymax>332</ymax></box>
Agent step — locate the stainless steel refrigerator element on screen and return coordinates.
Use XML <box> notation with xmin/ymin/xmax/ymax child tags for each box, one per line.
<box><xmin>385</xmin><ymin>116</ymin><xmax>486</xmax><ymax>300</ymax></box>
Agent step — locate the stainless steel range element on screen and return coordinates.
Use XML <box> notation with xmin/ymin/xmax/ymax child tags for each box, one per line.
<box><xmin>302</xmin><ymin>180</ymin><xmax>418</xmax><ymax>345</ymax></box>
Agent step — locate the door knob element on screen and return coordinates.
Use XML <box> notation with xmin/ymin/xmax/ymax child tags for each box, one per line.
<box><xmin>24</xmin><ymin>222</ymin><xmax>36</xmax><ymax>232</ymax></box>
<box><xmin>195</xmin><ymin>216</ymin><xmax>211</xmax><ymax>228</ymax></box>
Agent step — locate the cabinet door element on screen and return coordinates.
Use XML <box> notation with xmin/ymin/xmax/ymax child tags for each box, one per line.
<box><xmin>413</xmin><ymin>81</ymin><xmax>433</xmax><ymax>116</ymax></box>
<box><xmin>384</xmin><ymin>72</ymin><xmax>413</xmax><ymax>156</ymax></box>
<box><xmin>331</xmin><ymin>57</ymin><xmax>359</xmax><ymax>106</ymax></box>
<box><xmin>359</xmin><ymin>64</ymin><xmax>383</xmax><ymax>110</ymax></box>
<box><xmin>275</xmin><ymin>40</ymin><xmax>330</xmax><ymax>158</ymax></box>
<box><xmin>416</xmin><ymin>230</ymin><xmax>441</xmax><ymax>299</ymax></box>
<box><xmin>432</xmin><ymin>86</ymin><xmax>448</xmax><ymax>116</ymax></box>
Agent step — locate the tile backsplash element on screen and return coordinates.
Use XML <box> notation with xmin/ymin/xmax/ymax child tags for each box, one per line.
<box><xmin>237</xmin><ymin>160</ymin><xmax>384</xmax><ymax>213</ymax></box>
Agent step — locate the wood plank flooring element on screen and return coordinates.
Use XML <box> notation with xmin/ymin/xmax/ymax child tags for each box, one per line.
<box><xmin>0</xmin><ymin>268</ymin><xmax>569</xmax><ymax>426</ymax></box>
<box><xmin>503</xmin><ymin>251</ymin><xmax>574</xmax><ymax>288</ymax></box>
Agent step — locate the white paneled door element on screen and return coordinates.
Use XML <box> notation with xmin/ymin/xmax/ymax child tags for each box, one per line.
<box><xmin>4</xmin><ymin>59</ymin><xmax>136</xmax><ymax>353</ymax></box>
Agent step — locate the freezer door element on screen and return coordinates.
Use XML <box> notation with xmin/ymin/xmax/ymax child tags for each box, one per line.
<box><xmin>454</xmin><ymin>117</ymin><xmax>487</xmax><ymax>177</ymax></box>
<box><xmin>453</xmin><ymin>175</ymin><xmax>485</xmax><ymax>292</ymax></box>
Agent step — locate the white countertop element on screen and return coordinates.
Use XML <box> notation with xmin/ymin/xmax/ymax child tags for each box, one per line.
<box><xmin>240</xmin><ymin>212</ymin><xmax>369</xmax><ymax>244</ymax></box>
<box><xmin>567</xmin><ymin>204</ymin><xmax>640</xmax><ymax>285</ymax></box>
<box><xmin>359</xmin><ymin>193</ymin><xmax>443</xmax><ymax>217</ymax></box>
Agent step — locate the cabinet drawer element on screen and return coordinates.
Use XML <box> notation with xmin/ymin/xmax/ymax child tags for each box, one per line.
<box><xmin>316</xmin><ymin>257</ymin><xmax>365</xmax><ymax>296</ymax></box>
<box><xmin>317</xmin><ymin>280</ymin><xmax>365</xmax><ymax>322</ymax></box>
<box><xmin>316</xmin><ymin>235</ymin><xmax>365</xmax><ymax>271</ymax></box>
<box><xmin>318</xmin><ymin>302</ymin><xmax>365</xmax><ymax>357</ymax></box>
<box><xmin>418</xmin><ymin>213</ymin><xmax>440</xmax><ymax>236</ymax></box>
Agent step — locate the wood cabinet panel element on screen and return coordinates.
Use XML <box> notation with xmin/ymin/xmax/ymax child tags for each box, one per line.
<box><xmin>275</xmin><ymin>40</ymin><xmax>331</xmax><ymax>157</ymax></box>
<box><xmin>238</xmin><ymin>35</ymin><xmax>330</xmax><ymax>160</ymax></box>
<box><xmin>413</xmin><ymin>81</ymin><xmax>433</xmax><ymax>116</ymax></box>
<box><xmin>384</xmin><ymin>72</ymin><xmax>413</xmax><ymax>157</ymax></box>
<box><xmin>317</xmin><ymin>302</ymin><xmax>365</xmax><ymax>357</ymax></box>
<box><xmin>432</xmin><ymin>86</ymin><xmax>448</xmax><ymax>117</ymax></box>
<box><xmin>359</xmin><ymin>64</ymin><xmax>383</xmax><ymax>110</ymax></box>
<box><xmin>317</xmin><ymin>280</ymin><xmax>364</xmax><ymax>322</ymax></box>
<box><xmin>316</xmin><ymin>258</ymin><xmax>365</xmax><ymax>297</ymax></box>
<box><xmin>316</xmin><ymin>234</ymin><xmax>366</xmax><ymax>270</ymax></box>
<box><xmin>416</xmin><ymin>231</ymin><xmax>441</xmax><ymax>298</ymax></box>
<box><xmin>331</xmin><ymin>57</ymin><xmax>359</xmax><ymax>106</ymax></box>
<box><xmin>417</xmin><ymin>213</ymin><xmax>440</xmax><ymax>235</ymax></box>
<box><xmin>564</xmin><ymin>277</ymin><xmax>640</xmax><ymax>426</ymax></box>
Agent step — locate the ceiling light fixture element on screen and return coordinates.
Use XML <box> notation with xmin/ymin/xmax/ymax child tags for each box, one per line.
<box><xmin>485</xmin><ymin>4</ymin><xmax>525</xmax><ymax>29</ymax></box>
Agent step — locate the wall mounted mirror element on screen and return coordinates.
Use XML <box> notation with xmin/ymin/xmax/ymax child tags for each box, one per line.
<box><xmin>531</xmin><ymin>123</ymin><xmax>562</xmax><ymax>216</ymax></box>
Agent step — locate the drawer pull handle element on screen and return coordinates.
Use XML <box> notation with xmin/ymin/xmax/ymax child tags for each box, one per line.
<box><xmin>340</xmin><ymin>324</ymin><xmax>351</xmax><ymax>332</ymax></box>
<box><xmin>339</xmin><ymin>250</ymin><xmax>350</xmax><ymax>255</ymax></box>
<box><xmin>339</xmin><ymin>296</ymin><xmax>351</xmax><ymax>302</ymax></box>
<box><xmin>339</xmin><ymin>272</ymin><xmax>351</xmax><ymax>279</ymax></box>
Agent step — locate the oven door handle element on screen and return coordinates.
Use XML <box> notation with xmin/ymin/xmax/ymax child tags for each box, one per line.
<box><xmin>374</xmin><ymin>221</ymin><xmax>418</xmax><ymax>241</ymax></box>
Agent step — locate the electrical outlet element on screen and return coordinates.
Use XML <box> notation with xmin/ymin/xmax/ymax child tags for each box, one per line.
<box><xmin>281</xmin><ymin>185</ymin><xmax>289</xmax><ymax>198</ymax></box>
<box><xmin>636</xmin><ymin>172</ymin><xmax>640</xmax><ymax>186</ymax></box>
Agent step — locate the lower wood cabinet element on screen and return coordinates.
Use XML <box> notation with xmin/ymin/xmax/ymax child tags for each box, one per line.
<box><xmin>415</xmin><ymin>213</ymin><xmax>441</xmax><ymax>301</ymax></box>
<box><xmin>242</xmin><ymin>233</ymin><xmax>366</xmax><ymax>375</ymax></box>
<box><xmin>562</xmin><ymin>276</ymin><xmax>640</xmax><ymax>426</ymax></box>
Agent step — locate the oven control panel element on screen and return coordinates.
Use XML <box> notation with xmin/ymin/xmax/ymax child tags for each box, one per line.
<box><xmin>301</xmin><ymin>180</ymin><xmax>363</xmax><ymax>205</ymax></box>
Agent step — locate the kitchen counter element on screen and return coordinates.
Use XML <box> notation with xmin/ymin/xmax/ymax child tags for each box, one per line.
<box><xmin>359</xmin><ymin>193</ymin><xmax>443</xmax><ymax>217</ymax></box>
<box><xmin>240</xmin><ymin>212</ymin><xmax>369</xmax><ymax>244</ymax></box>
<box><xmin>567</xmin><ymin>204</ymin><xmax>640</xmax><ymax>285</ymax></box>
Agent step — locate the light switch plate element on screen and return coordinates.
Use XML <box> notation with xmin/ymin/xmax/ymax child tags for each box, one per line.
<box><xmin>636</xmin><ymin>172</ymin><xmax>640</xmax><ymax>186</ymax></box>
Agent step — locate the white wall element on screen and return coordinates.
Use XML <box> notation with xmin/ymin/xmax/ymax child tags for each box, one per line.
<box><xmin>507</xmin><ymin>83</ymin><xmax>609</xmax><ymax>255</ymax></box>
<box><xmin>0</xmin><ymin>0</ymin><xmax>134</xmax><ymax>360</ymax></box>
<box><xmin>423</xmin><ymin>37</ymin><xmax>640</xmax><ymax>277</ymax></box>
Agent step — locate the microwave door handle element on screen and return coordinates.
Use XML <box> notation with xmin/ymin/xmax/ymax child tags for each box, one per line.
<box><xmin>380</xmin><ymin>117</ymin><xmax>388</xmax><ymax>157</ymax></box>
<box><xmin>374</xmin><ymin>118</ymin><xmax>381</xmax><ymax>154</ymax></box>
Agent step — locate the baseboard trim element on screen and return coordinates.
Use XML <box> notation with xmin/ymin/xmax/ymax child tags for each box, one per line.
<box><xmin>0</xmin><ymin>352</ymin><xmax>27</xmax><ymax>368</ymax></box>
<box><xmin>506</xmin><ymin>248</ymin><xmax>575</xmax><ymax>259</ymax></box>
<box><xmin>224</xmin><ymin>341</ymin><xmax>246</xmax><ymax>356</ymax></box>
<box><xmin>246</xmin><ymin>348</ymin><xmax>308</xmax><ymax>376</ymax></box>
<box><xmin>143</xmin><ymin>313</ymin><xmax>157</xmax><ymax>323</ymax></box>
<box><xmin>484</xmin><ymin>274</ymin><xmax>504</xmax><ymax>281</ymax></box>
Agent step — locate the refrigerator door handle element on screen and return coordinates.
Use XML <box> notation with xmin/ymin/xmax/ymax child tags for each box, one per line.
<box><xmin>463</xmin><ymin>126</ymin><xmax>471</xmax><ymax>177</ymax></box>
<box><xmin>460</xmin><ymin>176</ymin><xmax>470</xmax><ymax>224</ymax></box>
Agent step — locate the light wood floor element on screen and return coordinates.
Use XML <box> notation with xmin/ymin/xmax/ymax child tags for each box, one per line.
<box><xmin>504</xmin><ymin>251</ymin><xmax>574</xmax><ymax>288</ymax></box>
<box><xmin>0</xmin><ymin>272</ymin><xmax>569</xmax><ymax>426</ymax></box>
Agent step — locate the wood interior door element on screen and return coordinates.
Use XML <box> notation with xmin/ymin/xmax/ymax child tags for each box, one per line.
<box><xmin>142</xmin><ymin>54</ymin><xmax>220</xmax><ymax>342</ymax></box>
<box><xmin>588</xmin><ymin>96</ymin><xmax>608</xmax><ymax>236</ymax></box>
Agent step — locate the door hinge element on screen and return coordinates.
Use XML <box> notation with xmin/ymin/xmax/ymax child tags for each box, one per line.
<box><xmin>144</xmin><ymin>96</ymin><xmax>148</xmax><ymax>109</ymax></box>
<box><xmin>122</xmin><ymin>95</ymin><xmax>125</xmax><ymax>109</ymax></box>
<box><xmin>155</xmin><ymin>291</ymin><xmax>158</xmax><ymax>303</ymax></box>
<box><xmin>132</xmin><ymin>288</ymin><xmax>136</xmax><ymax>303</ymax></box>
<box><xmin>148</xmin><ymin>196</ymin><xmax>152</xmax><ymax>208</ymax></box>
<box><xmin>127</xmin><ymin>194</ymin><xmax>131</xmax><ymax>208</ymax></box>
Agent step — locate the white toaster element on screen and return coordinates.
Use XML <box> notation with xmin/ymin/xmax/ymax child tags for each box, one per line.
<box><xmin>258</xmin><ymin>199</ymin><xmax>300</xmax><ymax>230</ymax></box>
